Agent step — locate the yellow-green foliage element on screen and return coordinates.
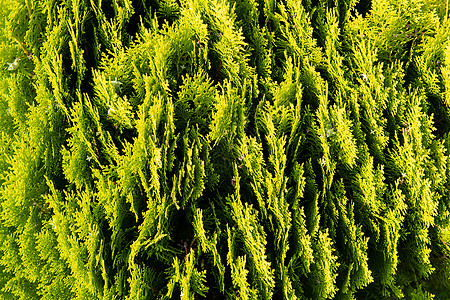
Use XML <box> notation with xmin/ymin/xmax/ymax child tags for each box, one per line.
<box><xmin>0</xmin><ymin>0</ymin><xmax>450</xmax><ymax>299</ymax></box>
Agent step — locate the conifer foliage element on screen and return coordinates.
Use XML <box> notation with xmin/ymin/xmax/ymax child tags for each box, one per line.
<box><xmin>1</xmin><ymin>0</ymin><xmax>450</xmax><ymax>299</ymax></box>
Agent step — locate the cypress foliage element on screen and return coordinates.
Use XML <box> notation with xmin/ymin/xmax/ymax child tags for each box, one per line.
<box><xmin>0</xmin><ymin>0</ymin><xmax>450</xmax><ymax>299</ymax></box>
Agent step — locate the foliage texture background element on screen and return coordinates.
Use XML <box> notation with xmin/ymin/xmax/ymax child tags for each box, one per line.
<box><xmin>0</xmin><ymin>0</ymin><xmax>450</xmax><ymax>299</ymax></box>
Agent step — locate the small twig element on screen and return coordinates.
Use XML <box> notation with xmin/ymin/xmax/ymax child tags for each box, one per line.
<box><xmin>14</xmin><ymin>37</ymin><xmax>30</xmax><ymax>57</ymax></box>
<box><xmin>25</xmin><ymin>0</ymin><xmax>32</xmax><ymax>19</ymax></box>
<box><xmin>189</xmin><ymin>237</ymin><xmax>197</xmax><ymax>253</ymax></box>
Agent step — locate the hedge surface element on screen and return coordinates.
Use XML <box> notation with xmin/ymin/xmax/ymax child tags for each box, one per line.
<box><xmin>0</xmin><ymin>0</ymin><xmax>450</xmax><ymax>299</ymax></box>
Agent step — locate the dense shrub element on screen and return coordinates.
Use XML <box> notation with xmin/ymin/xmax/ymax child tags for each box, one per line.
<box><xmin>0</xmin><ymin>0</ymin><xmax>449</xmax><ymax>299</ymax></box>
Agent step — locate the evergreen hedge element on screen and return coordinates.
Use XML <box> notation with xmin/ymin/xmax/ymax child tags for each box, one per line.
<box><xmin>0</xmin><ymin>0</ymin><xmax>450</xmax><ymax>299</ymax></box>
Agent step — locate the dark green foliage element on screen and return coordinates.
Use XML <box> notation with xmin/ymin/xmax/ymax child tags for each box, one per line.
<box><xmin>1</xmin><ymin>0</ymin><xmax>450</xmax><ymax>299</ymax></box>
